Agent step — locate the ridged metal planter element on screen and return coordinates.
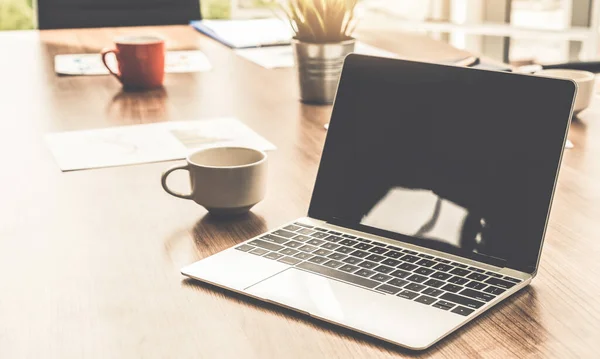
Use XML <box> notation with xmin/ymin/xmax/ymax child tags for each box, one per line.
<box><xmin>292</xmin><ymin>38</ymin><xmax>356</xmax><ymax>104</ymax></box>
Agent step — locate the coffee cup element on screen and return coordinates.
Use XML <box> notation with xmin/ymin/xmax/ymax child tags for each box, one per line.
<box><xmin>101</xmin><ymin>35</ymin><xmax>165</xmax><ymax>90</ymax></box>
<box><xmin>161</xmin><ymin>147</ymin><xmax>268</xmax><ymax>216</ymax></box>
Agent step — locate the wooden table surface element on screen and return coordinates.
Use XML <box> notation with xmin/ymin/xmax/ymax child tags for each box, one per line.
<box><xmin>0</xmin><ymin>25</ymin><xmax>599</xmax><ymax>359</ymax></box>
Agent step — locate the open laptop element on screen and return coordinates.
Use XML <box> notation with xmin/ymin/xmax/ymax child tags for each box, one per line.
<box><xmin>182</xmin><ymin>54</ymin><xmax>576</xmax><ymax>350</ymax></box>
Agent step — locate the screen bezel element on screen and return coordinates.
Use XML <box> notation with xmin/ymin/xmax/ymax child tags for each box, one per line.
<box><xmin>308</xmin><ymin>54</ymin><xmax>576</xmax><ymax>274</ymax></box>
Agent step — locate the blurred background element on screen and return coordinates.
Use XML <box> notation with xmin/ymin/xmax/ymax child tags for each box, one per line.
<box><xmin>1</xmin><ymin>0</ymin><xmax>598</xmax><ymax>64</ymax></box>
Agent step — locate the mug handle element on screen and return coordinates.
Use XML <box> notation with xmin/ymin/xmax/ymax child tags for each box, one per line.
<box><xmin>101</xmin><ymin>48</ymin><xmax>122</xmax><ymax>83</ymax></box>
<box><xmin>161</xmin><ymin>165</ymin><xmax>193</xmax><ymax>200</ymax></box>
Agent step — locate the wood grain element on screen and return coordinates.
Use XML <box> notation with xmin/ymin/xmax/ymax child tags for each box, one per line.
<box><xmin>0</xmin><ymin>25</ymin><xmax>598</xmax><ymax>359</ymax></box>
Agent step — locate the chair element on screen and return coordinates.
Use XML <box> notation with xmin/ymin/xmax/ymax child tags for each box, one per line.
<box><xmin>38</xmin><ymin>0</ymin><xmax>201</xmax><ymax>30</ymax></box>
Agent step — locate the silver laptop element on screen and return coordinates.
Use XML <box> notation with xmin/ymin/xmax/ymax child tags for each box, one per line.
<box><xmin>182</xmin><ymin>55</ymin><xmax>576</xmax><ymax>350</ymax></box>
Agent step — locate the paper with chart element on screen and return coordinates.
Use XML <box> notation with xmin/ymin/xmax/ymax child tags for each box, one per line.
<box><xmin>235</xmin><ymin>42</ymin><xmax>399</xmax><ymax>69</ymax></box>
<box><xmin>54</xmin><ymin>50</ymin><xmax>212</xmax><ymax>75</ymax></box>
<box><xmin>45</xmin><ymin>118</ymin><xmax>276</xmax><ymax>171</ymax></box>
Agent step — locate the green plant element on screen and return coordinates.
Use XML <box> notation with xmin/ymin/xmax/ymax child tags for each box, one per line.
<box><xmin>0</xmin><ymin>0</ymin><xmax>34</xmax><ymax>30</ymax></box>
<box><xmin>281</xmin><ymin>0</ymin><xmax>358</xmax><ymax>43</ymax></box>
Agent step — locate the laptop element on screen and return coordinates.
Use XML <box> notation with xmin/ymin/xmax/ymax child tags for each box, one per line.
<box><xmin>182</xmin><ymin>54</ymin><xmax>576</xmax><ymax>350</ymax></box>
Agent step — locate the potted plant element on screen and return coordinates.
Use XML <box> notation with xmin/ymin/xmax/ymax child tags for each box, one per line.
<box><xmin>281</xmin><ymin>0</ymin><xmax>358</xmax><ymax>104</ymax></box>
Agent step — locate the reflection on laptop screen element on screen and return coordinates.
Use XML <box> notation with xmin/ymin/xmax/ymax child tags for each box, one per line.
<box><xmin>309</xmin><ymin>55</ymin><xmax>575</xmax><ymax>273</ymax></box>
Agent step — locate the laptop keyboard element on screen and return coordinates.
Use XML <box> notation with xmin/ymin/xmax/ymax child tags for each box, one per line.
<box><xmin>235</xmin><ymin>222</ymin><xmax>522</xmax><ymax>317</ymax></box>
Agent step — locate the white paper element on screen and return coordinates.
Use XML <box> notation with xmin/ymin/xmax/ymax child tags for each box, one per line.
<box><xmin>54</xmin><ymin>50</ymin><xmax>212</xmax><ymax>76</ymax></box>
<box><xmin>197</xmin><ymin>19</ymin><xmax>292</xmax><ymax>48</ymax></box>
<box><xmin>235</xmin><ymin>42</ymin><xmax>398</xmax><ymax>69</ymax></box>
<box><xmin>45</xmin><ymin>118</ymin><xmax>276</xmax><ymax>171</ymax></box>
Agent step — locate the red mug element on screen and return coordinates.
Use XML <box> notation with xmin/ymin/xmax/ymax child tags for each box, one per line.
<box><xmin>101</xmin><ymin>35</ymin><xmax>165</xmax><ymax>90</ymax></box>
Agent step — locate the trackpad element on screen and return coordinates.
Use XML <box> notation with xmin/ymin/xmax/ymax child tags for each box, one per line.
<box><xmin>246</xmin><ymin>268</ymin><xmax>461</xmax><ymax>349</ymax></box>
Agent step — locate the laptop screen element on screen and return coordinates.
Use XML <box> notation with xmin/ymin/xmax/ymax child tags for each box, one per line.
<box><xmin>309</xmin><ymin>55</ymin><xmax>575</xmax><ymax>274</ymax></box>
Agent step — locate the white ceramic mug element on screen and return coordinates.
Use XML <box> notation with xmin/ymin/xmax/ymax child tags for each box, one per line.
<box><xmin>161</xmin><ymin>147</ymin><xmax>268</xmax><ymax>215</ymax></box>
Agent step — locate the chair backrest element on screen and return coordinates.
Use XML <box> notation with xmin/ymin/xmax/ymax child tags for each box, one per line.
<box><xmin>38</xmin><ymin>0</ymin><xmax>201</xmax><ymax>30</ymax></box>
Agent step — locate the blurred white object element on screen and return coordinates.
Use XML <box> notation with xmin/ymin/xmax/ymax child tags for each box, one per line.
<box><xmin>566</xmin><ymin>139</ymin><xmax>574</xmax><ymax>149</ymax></box>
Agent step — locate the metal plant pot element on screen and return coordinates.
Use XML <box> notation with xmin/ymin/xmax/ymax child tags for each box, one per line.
<box><xmin>292</xmin><ymin>38</ymin><xmax>356</xmax><ymax>104</ymax></box>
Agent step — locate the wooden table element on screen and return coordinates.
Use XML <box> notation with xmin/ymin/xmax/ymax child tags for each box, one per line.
<box><xmin>0</xmin><ymin>25</ymin><xmax>599</xmax><ymax>358</ymax></box>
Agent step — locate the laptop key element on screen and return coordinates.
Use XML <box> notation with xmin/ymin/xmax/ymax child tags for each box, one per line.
<box><xmin>415</xmin><ymin>295</ymin><xmax>437</xmax><ymax>305</ymax></box>
<box><xmin>484</xmin><ymin>286</ymin><xmax>506</xmax><ymax>295</ymax></box>
<box><xmin>376</xmin><ymin>284</ymin><xmax>403</xmax><ymax>295</ymax></box>
<box><xmin>466</xmin><ymin>281</ymin><xmax>487</xmax><ymax>290</ymax></box>
<box><xmin>365</xmin><ymin>254</ymin><xmax>385</xmax><ymax>262</ymax></box>
<box><xmin>307</xmin><ymin>239</ymin><xmax>326</xmax><ymax>246</ymax></box>
<box><xmin>283</xmin><ymin>224</ymin><xmax>302</xmax><ymax>232</ymax></box>
<box><xmin>296</xmin><ymin>262</ymin><xmax>379</xmax><ymax>289</ymax></box>
<box><xmin>294</xmin><ymin>222</ymin><xmax>313</xmax><ymax>228</ymax></box>
<box><xmin>398</xmin><ymin>262</ymin><xmax>418</xmax><ymax>271</ymax></box>
<box><xmin>328</xmin><ymin>231</ymin><xmax>342</xmax><ymax>236</ymax></box>
<box><xmin>372</xmin><ymin>273</ymin><xmax>393</xmax><ymax>282</ymax></box>
<box><xmin>284</xmin><ymin>240</ymin><xmax>303</xmax><ymax>248</ymax></box>
<box><xmin>339</xmin><ymin>264</ymin><xmax>359</xmax><ymax>273</ymax></box>
<box><xmin>297</xmin><ymin>228</ymin><xmax>315</xmax><ymax>236</ymax></box>
<box><xmin>381</xmin><ymin>258</ymin><xmax>401</xmax><ymax>267</ymax></box>
<box><xmin>325</xmin><ymin>235</ymin><xmax>343</xmax><ymax>242</ymax></box>
<box><xmin>440</xmin><ymin>293</ymin><xmax>485</xmax><ymax>309</ymax></box>
<box><xmin>432</xmin><ymin>300</ymin><xmax>455</xmax><ymax>310</ymax></box>
<box><xmin>354</xmin><ymin>243</ymin><xmax>373</xmax><ymax>250</ymax></box>
<box><xmin>384</xmin><ymin>250</ymin><xmax>403</xmax><ymax>259</ymax></box>
<box><xmin>265</xmin><ymin>252</ymin><xmax>284</xmax><ymax>260</ymax></box>
<box><xmin>323</xmin><ymin>260</ymin><xmax>343</xmax><ymax>269</ymax></box>
<box><xmin>369</xmin><ymin>246</ymin><xmax>388</xmax><ymax>254</ymax></box>
<box><xmin>485</xmin><ymin>271</ymin><xmax>503</xmax><ymax>278</ymax></box>
<box><xmin>503</xmin><ymin>276</ymin><xmax>522</xmax><ymax>283</ymax></box>
<box><xmin>335</xmin><ymin>246</ymin><xmax>355</xmax><ymax>254</ymax></box>
<box><xmin>388</xmin><ymin>278</ymin><xmax>409</xmax><ymax>287</ymax></box>
<box><xmin>249</xmin><ymin>239</ymin><xmax>284</xmax><ymax>252</ymax></box>
<box><xmin>403</xmin><ymin>250</ymin><xmax>418</xmax><ymax>255</ymax></box>
<box><xmin>373</xmin><ymin>265</ymin><xmax>394</xmax><ymax>274</ymax></box>
<box><xmin>449</xmin><ymin>268</ymin><xmax>470</xmax><ymax>277</ymax></box>
<box><xmin>431</xmin><ymin>272</ymin><xmax>452</xmax><ymax>280</ymax></box>
<box><xmin>485</xmin><ymin>277</ymin><xmax>516</xmax><ymax>289</ymax></box>
<box><xmin>452</xmin><ymin>262</ymin><xmax>468</xmax><ymax>268</ymax></box>
<box><xmin>340</xmin><ymin>239</ymin><xmax>358</xmax><ymax>246</ymax></box>
<box><xmin>293</xmin><ymin>235</ymin><xmax>312</xmax><ymax>242</ymax></box>
<box><xmin>417</xmin><ymin>253</ymin><xmax>434</xmax><ymax>259</ymax></box>
<box><xmin>321</xmin><ymin>242</ymin><xmax>340</xmax><ymax>250</ymax></box>
<box><xmin>355</xmin><ymin>238</ymin><xmax>370</xmax><ymax>243</ymax></box>
<box><xmin>249</xmin><ymin>248</ymin><xmax>269</xmax><ymax>256</ymax></box>
<box><xmin>327</xmin><ymin>252</ymin><xmax>347</xmax><ymax>261</ymax></box>
<box><xmin>280</xmin><ymin>248</ymin><xmax>299</xmax><ymax>256</ymax></box>
<box><xmin>432</xmin><ymin>263</ymin><xmax>453</xmax><ymax>272</ymax></box>
<box><xmin>414</xmin><ymin>267</ymin><xmax>435</xmax><ymax>276</ymax></box>
<box><xmin>390</xmin><ymin>270</ymin><xmax>411</xmax><ymax>279</ymax></box>
<box><xmin>467</xmin><ymin>273</ymin><xmax>489</xmax><ymax>282</ymax></box>
<box><xmin>314</xmin><ymin>227</ymin><xmax>328</xmax><ymax>232</ymax></box>
<box><xmin>349</xmin><ymin>250</ymin><xmax>370</xmax><ymax>258</ymax></box>
<box><xmin>278</xmin><ymin>256</ymin><xmax>302</xmax><ymax>265</ymax></box>
<box><xmin>405</xmin><ymin>283</ymin><xmax>426</xmax><ymax>292</ymax></box>
<box><xmin>342</xmin><ymin>234</ymin><xmax>357</xmax><ymax>239</ymax></box>
<box><xmin>441</xmin><ymin>284</ymin><xmax>463</xmax><ymax>293</ymax></box>
<box><xmin>235</xmin><ymin>244</ymin><xmax>254</xmax><ymax>252</ymax></box>
<box><xmin>342</xmin><ymin>256</ymin><xmax>362</xmax><ymax>265</ymax></box>
<box><xmin>424</xmin><ymin>279</ymin><xmax>445</xmax><ymax>288</ymax></box>
<box><xmin>298</xmin><ymin>245</ymin><xmax>318</xmax><ymax>252</ymax></box>
<box><xmin>451</xmin><ymin>306</ymin><xmax>475</xmax><ymax>316</ymax></box>
<box><xmin>262</xmin><ymin>234</ymin><xmax>289</xmax><ymax>244</ymax></box>
<box><xmin>358</xmin><ymin>261</ymin><xmax>377</xmax><ymax>269</ymax></box>
<box><xmin>400</xmin><ymin>255</ymin><xmax>420</xmax><ymax>263</ymax></box>
<box><xmin>294</xmin><ymin>252</ymin><xmax>313</xmax><ymax>260</ymax></box>
<box><xmin>460</xmin><ymin>288</ymin><xmax>496</xmax><ymax>302</ymax></box>
<box><xmin>407</xmin><ymin>274</ymin><xmax>428</xmax><ymax>283</ymax></box>
<box><xmin>397</xmin><ymin>290</ymin><xmax>419</xmax><ymax>300</ymax></box>
<box><xmin>311</xmin><ymin>232</ymin><xmax>329</xmax><ymax>239</ymax></box>
<box><xmin>273</xmin><ymin>230</ymin><xmax>297</xmax><ymax>238</ymax></box>
<box><xmin>313</xmin><ymin>249</ymin><xmax>332</xmax><ymax>256</ymax></box>
<box><xmin>468</xmin><ymin>266</ymin><xmax>485</xmax><ymax>273</ymax></box>
<box><xmin>308</xmin><ymin>256</ymin><xmax>328</xmax><ymax>264</ymax></box>
<box><xmin>422</xmin><ymin>287</ymin><xmax>444</xmax><ymax>297</ymax></box>
<box><xmin>448</xmin><ymin>276</ymin><xmax>469</xmax><ymax>285</ymax></box>
<box><xmin>356</xmin><ymin>269</ymin><xmax>376</xmax><ymax>277</ymax></box>
<box><xmin>416</xmin><ymin>259</ymin><xmax>436</xmax><ymax>267</ymax></box>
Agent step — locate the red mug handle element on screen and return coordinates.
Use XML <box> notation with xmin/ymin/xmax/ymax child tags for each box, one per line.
<box><xmin>101</xmin><ymin>48</ymin><xmax>122</xmax><ymax>83</ymax></box>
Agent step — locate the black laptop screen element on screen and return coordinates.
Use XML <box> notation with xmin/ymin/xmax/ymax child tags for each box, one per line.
<box><xmin>309</xmin><ymin>55</ymin><xmax>575</xmax><ymax>273</ymax></box>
